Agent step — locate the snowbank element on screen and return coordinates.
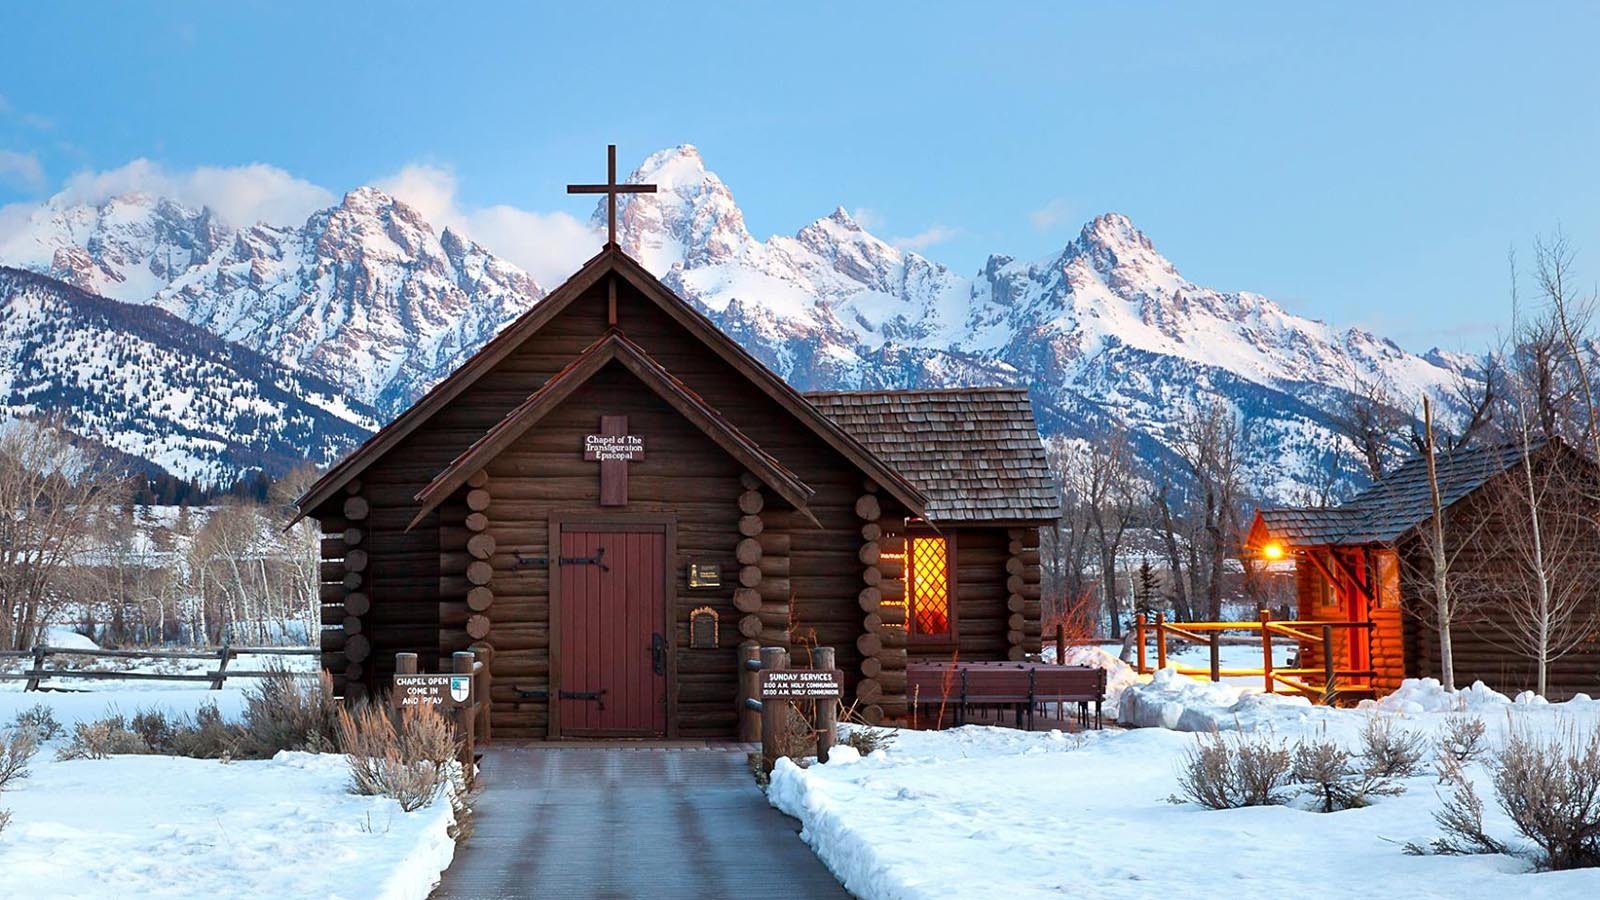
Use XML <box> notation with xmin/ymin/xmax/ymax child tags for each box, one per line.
<box><xmin>772</xmin><ymin>710</ymin><xmax>1600</xmax><ymax>899</ymax></box>
<box><xmin>0</xmin><ymin>690</ymin><xmax>460</xmax><ymax>899</ymax></box>
<box><xmin>1117</xmin><ymin>667</ymin><xmax>1324</xmax><ymax>732</ymax></box>
<box><xmin>1058</xmin><ymin>645</ymin><xmax>1139</xmax><ymax>715</ymax></box>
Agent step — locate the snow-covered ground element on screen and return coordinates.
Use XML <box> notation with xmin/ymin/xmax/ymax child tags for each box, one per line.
<box><xmin>0</xmin><ymin>687</ymin><xmax>458</xmax><ymax>899</ymax></box>
<box><xmin>771</xmin><ymin>672</ymin><xmax>1600</xmax><ymax>899</ymax></box>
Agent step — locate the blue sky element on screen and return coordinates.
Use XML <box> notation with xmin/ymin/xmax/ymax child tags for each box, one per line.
<box><xmin>1</xmin><ymin>2</ymin><xmax>1597</xmax><ymax>350</ymax></box>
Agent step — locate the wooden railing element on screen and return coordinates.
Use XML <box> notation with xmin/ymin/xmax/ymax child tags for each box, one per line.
<box><xmin>0</xmin><ymin>640</ymin><xmax>321</xmax><ymax>691</ymax></box>
<box><xmin>1133</xmin><ymin>610</ymin><xmax>1376</xmax><ymax>705</ymax></box>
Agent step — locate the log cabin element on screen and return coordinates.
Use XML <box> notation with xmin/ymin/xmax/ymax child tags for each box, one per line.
<box><xmin>294</xmin><ymin>239</ymin><xmax>1059</xmax><ymax>739</ymax></box>
<box><xmin>1248</xmin><ymin>438</ymin><xmax>1600</xmax><ymax>701</ymax></box>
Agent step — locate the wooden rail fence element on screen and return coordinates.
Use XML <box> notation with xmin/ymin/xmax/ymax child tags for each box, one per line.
<box><xmin>0</xmin><ymin>640</ymin><xmax>321</xmax><ymax>691</ymax></box>
<box><xmin>1133</xmin><ymin>610</ymin><xmax>1375</xmax><ymax>704</ymax></box>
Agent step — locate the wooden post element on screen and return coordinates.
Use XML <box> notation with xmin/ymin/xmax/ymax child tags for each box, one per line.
<box><xmin>396</xmin><ymin>652</ymin><xmax>418</xmax><ymax>676</ymax></box>
<box><xmin>813</xmin><ymin>646</ymin><xmax>837</xmax><ymax>764</ymax></box>
<box><xmin>1055</xmin><ymin>623</ymin><xmax>1066</xmax><ymax>664</ymax></box>
<box><xmin>1321</xmin><ymin>624</ymin><xmax>1336</xmax><ymax>705</ymax></box>
<box><xmin>1154</xmin><ymin>612</ymin><xmax>1168</xmax><ymax>670</ymax></box>
<box><xmin>1135</xmin><ymin>613</ymin><xmax>1147</xmax><ymax>673</ymax></box>
<box><xmin>473</xmin><ymin>646</ymin><xmax>493</xmax><ymax>743</ymax></box>
<box><xmin>210</xmin><ymin>637</ymin><xmax>232</xmax><ymax>690</ymax></box>
<box><xmin>452</xmin><ymin>651</ymin><xmax>477</xmax><ymax>783</ymax></box>
<box><xmin>738</xmin><ymin>640</ymin><xmax>761</xmax><ymax>742</ymax></box>
<box><xmin>1259</xmin><ymin>608</ymin><xmax>1274</xmax><ymax>694</ymax></box>
<box><xmin>760</xmin><ymin>646</ymin><xmax>788</xmax><ymax>773</ymax></box>
<box><xmin>1208</xmin><ymin>631</ymin><xmax>1221</xmax><ymax>682</ymax></box>
<box><xmin>23</xmin><ymin>646</ymin><xmax>46</xmax><ymax>692</ymax></box>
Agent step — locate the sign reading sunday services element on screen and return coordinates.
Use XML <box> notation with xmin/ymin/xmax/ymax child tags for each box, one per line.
<box><xmin>759</xmin><ymin>669</ymin><xmax>845</xmax><ymax>700</ymax></box>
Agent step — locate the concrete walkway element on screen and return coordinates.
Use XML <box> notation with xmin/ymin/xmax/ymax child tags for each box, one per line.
<box><xmin>431</xmin><ymin>744</ymin><xmax>852</xmax><ymax>900</ymax></box>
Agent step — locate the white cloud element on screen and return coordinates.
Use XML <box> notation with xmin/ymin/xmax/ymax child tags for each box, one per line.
<box><xmin>0</xmin><ymin>150</ymin><xmax>45</xmax><ymax>192</ymax></box>
<box><xmin>890</xmin><ymin>224</ymin><xmax>958</xmax><ymax>252</ymax></box>
<box><xmin>54</xmin><ymin>159</ymin><xmax>334</xmax><ymax>228</ymax></box>
<box><xmin>850</xmin><ymin>207</ymin><xmax>884</xmax><ymax>230</ymax></box>
<box><xmin>377</xmin><ymin>163</ymin><xmax>599</xmax><ymax>287</ymax></box>
<box><xmin>1030</xmin><ymin>198</ymin><xmax>1073</xmax><ymax>231</ymax></box>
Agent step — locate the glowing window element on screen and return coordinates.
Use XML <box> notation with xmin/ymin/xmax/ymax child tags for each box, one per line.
<box><xmin>907</xmin><ymin>535</ymin><xmax>952</xmax><ymax>639</ymax></box>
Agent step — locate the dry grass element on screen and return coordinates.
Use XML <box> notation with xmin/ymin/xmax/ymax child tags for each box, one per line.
<box><xmin>335</xmin><ymin>702</ymin><xmax>458</xmax><ymax>812</ymax></box>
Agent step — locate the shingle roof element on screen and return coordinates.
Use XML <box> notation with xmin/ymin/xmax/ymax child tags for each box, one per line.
<box><xmin>804</xmin><ymin>387</ymin><xmax>1061</xmax><ymax>524</ymax></box>
<box><xmin>1258</xmin><ymin>440</ymin><xmax>1548</xmax><ymax>547</ymax></box>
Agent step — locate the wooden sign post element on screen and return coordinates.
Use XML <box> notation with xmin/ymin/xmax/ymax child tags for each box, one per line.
<box><xmin>584</xmin><ymin>415</ymin><xmax>644</xmax><ymax>506</ymax></box>
<box><xmin>392</xmin><ymin>652</ymin><xmax>480</xmax><ymax>783</ymax></box>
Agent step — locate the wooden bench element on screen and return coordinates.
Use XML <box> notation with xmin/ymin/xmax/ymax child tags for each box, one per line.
<box><xmin>906</xmin><ymin>663</ymin><xmax>1106</xmax><ymax>730</ymax></box>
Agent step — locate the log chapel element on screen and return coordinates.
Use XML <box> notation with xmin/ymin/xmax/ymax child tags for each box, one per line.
<box><xmin>296</xmin><ymin>148</ymin><xmax>1059</xmax><ymax>739</ymax></box>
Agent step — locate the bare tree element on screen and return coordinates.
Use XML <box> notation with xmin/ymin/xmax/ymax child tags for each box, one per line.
<box><xmin>0</xmin><ymin>420</ymin><xmax>127</xmax><ymax>650</ymax></box>
<box><xmin>1472</xmin><ymin>437</ymin><xmax>1600</xmax><ymax>696</ymax></box>
<box><xmin>1174</xmin><ymin>402</ymin><xmax>1250</xmax><ymax>621</ymax></box>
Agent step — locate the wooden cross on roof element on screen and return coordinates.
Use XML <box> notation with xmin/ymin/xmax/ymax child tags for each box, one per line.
<box><xmin>568</xmin><ymin>144</ymin><xmax>657</xmax><ymax>247</ymax></box>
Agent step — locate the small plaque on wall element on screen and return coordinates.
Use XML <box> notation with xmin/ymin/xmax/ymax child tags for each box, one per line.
<box><xmin>687</xmin><ymin>560</ymin><xmax>722</xmax><ymax>588</ymax></box>
<box><xmin>689</xmin><ymin>606</ymin><xmax>719</xmax><ymax>649</ymax></box>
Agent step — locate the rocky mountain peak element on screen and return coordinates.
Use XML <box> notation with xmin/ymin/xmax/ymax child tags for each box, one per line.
<box><xmin>612</xmin><ymin>144</ymin><xmax>752</xmax><ymax>271</ymax></box>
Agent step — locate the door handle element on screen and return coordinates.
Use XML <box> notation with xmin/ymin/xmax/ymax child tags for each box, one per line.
<box><xmin>651</xmin><ymin>633</ymin><xmax>667</xmax><ymax>676</ymax></box>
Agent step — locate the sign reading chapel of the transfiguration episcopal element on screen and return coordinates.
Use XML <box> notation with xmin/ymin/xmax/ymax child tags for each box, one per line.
<box><xmin>584</xmin><ymin>414</ymin><xmax>644</xmax><ymax>505</ymax></box>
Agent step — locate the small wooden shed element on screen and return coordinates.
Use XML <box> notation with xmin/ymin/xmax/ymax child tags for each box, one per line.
<box><xmin>1249</xmin><ymin>438</ymin><xmax>1600</xmax><ymax>700</ymax></box>
<box><xmin>295</xmin><ymin>243</ymin><xmax>1059</xmax><ymax>739</ymax></box>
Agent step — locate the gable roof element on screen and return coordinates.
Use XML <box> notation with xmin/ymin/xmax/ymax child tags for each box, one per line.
<box><xmin>1255</xmin><ymin>439</ymin><xmax>1564</xmax><ymax>547</ymax></box>
<box><xmin>295</xmin><ymin>245</ymin><xmax>928</xmax><ymax>521</ymax></box>
<box><xmin>409</xmin><ymin>331</ymin><xmax>815</xmax><ymax>528</ymax></box>
<box><xmin>804</xmin><ymin>387</ymin><xmax>1060</xmax><ymax>524</ymax></box>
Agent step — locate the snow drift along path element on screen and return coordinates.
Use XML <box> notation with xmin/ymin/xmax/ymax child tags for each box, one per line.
<box><xmin>0</xmin><ymin>690</ymin><xmax>458</xmax><ymax>900</ymax></box>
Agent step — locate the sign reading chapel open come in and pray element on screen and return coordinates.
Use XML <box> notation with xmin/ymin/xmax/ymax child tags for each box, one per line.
<box><xmin>391</xmin><ymin>673</ymin><xmax>473</xmax><ymax>709</ymax></box>
<box><xmin>759</xmin><ymin>669</ymin><xmax>845</xmax><ymax>700</ymax></box>
<box><xmin>585</xmin><ymin>415</ymin><xmax>644</xmax><ymax>506</ymax></box>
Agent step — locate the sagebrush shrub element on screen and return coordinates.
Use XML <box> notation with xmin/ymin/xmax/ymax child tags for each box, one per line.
<box><xmin>0</xmin><ymin>728</ymin><xmax>38</xmax><ymax>789</ymax></box>
<box><xmin>55</xmin><ymin>715</ymin><xmax>150</xmax><ymax>761</ymax></box>
<box><xmin>1293</xmin><ymin>730</ymin><xmax>1405</xmax><ymax>813</ymax></box>
<box><xmin>1492</xmin><ymin>723</ymin><xmax>1600</xmax><ymax>870</ymax></box>
<box><xmin>1359</xmin><ymin>716</ymin><xmax>1427</xmax><ymax>779</ymax></box>
<box><xmin>11</xmin><ymin>704</ymin><xmax>62</xmax><ymax>742</ymax></box>
<box><xmin>131</xmin><ymin>709</ymin><xmax>178</xmax><ymax>754</ymax></box>
<box><xmin>1175</xmin><ymin>730</ymin><xmax>1293</xmax><ymax>809</ymax></box>
<box><xmin>168</xmin><ymin>702</ymin><xmax>243</xmax><ymax>760</ymax></box>
<box><xmin>1436</xmin><ymin>714</ymin><xmax>1488</xmax><ymax>768</ymax></box>
<box><xmin>335</xmin><ymin>702</ymin><xmax>458</xmax><ymax>812</ymax></box>
<box><xmin>1406</xmin><ymin>757</ymin><xmax>1506</xmax><ymax>857</ymax></box>
<box><xmin>239</xmin><ymin>667</ymin><xmax>337</xmax><ymax>757</ymax></box>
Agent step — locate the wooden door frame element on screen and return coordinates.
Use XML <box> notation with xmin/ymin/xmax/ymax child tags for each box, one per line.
<box><xmin>547</xmin><ymin>511</ymin><xmax>679</xmax><ymax>740</ymax></box>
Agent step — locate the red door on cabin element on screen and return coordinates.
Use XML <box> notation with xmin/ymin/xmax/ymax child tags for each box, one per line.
<box><xmin>557</xmin><ymin>528</ymin><xmax>667</xmax><ymax>737</ymax></box>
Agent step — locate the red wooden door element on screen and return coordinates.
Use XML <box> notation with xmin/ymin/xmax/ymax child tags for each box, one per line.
<box><xmin>557</xmin><ymin>528</ymin><xmax>667</xmax><ymax>737</ymax></box>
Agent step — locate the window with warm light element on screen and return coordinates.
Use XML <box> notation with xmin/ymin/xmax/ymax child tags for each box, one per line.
<box><xmin>906</xmin><ymin>534</ymin><xmax>954</xmax><ymax>640</ymax></box>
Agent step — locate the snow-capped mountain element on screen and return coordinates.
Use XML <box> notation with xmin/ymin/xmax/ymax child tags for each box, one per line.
<box><xmin>0</xmin><ymin>145</ymin><xmax>1474</xmax><ymax>500</ymax></box>
<box><xmin>0</xmin><ymin>267</ymin><xmax>377</xmax><ymax>486</ymax></box>
<box><xmin>608</xmin><ymin>146</ymin><xmax>1468</xmax><ymax>498</ymax></box>
<box><xmin>1</xmin><ymin>188</ymin><xmax>546</xmax><ymax>417</ymax></box>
